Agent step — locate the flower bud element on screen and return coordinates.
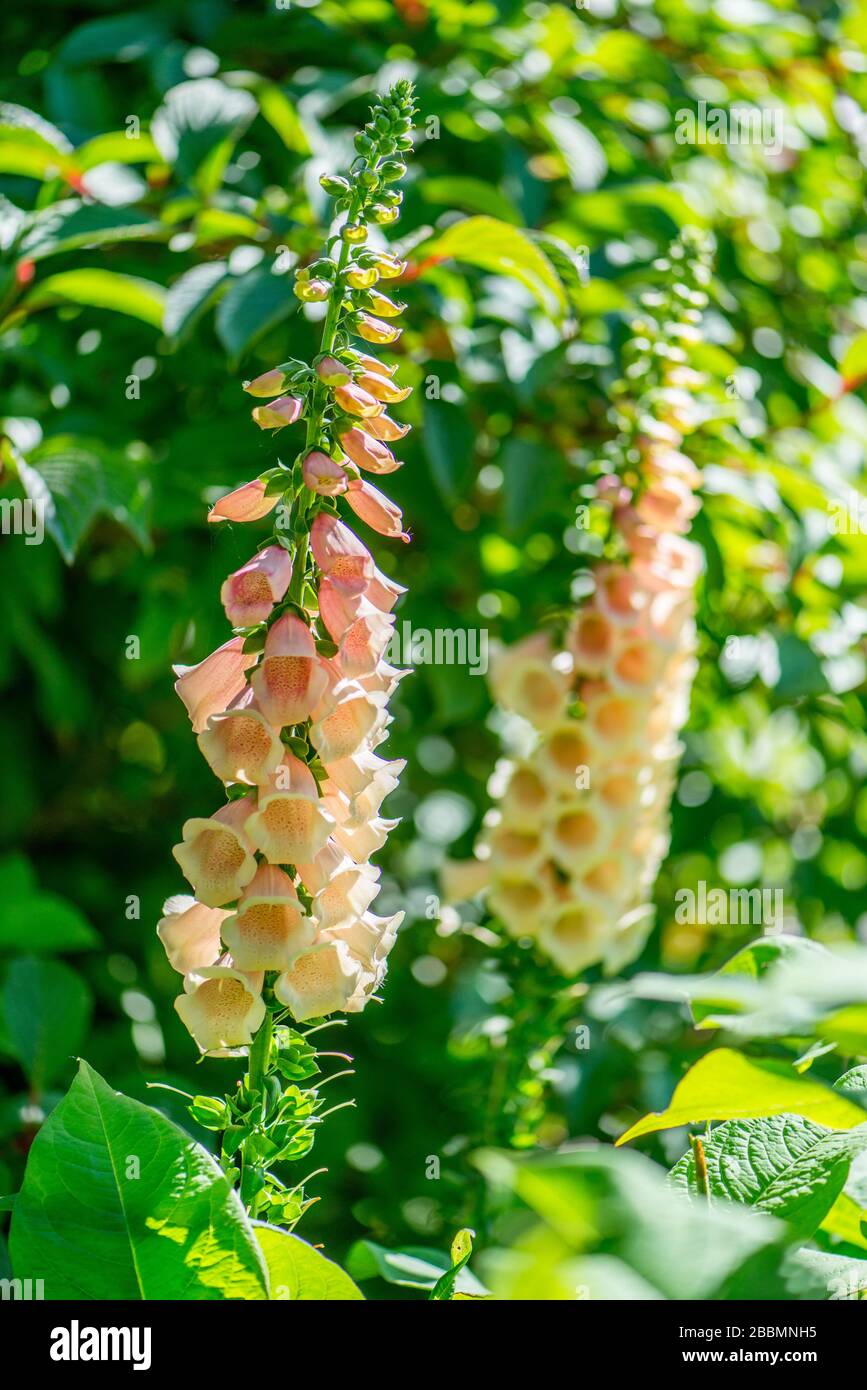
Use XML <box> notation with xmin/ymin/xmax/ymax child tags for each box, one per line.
<box><xmin>357</xmin><ymin>371</ymin><xmax>411</xmax><ymax>404</ymax></box>
<box><xmin>371</xmin><ymin>252</ymin><xmax>407</xmax><ymax>280</ymax></box>
<box><xmin>369</xmin><ymin>204</ymin><xmax>399</xmax><ymax>225</ymax></box>
<box><xmin>320</xmin><ymin>173</ymin><xmax>350</xmax><ymax>196</ymax></box>
<box><xmin>341</xmin><ymin>222</ymin><xmax>368</xmax><ymax>244</ymax></box>
<box><xmin>302</xmin><ymin>450</ymin><xmax>349</xmax><ymax>496</ymax></box>
<box><xmin>356</xmin><ymin>313</ymin><xmax>402</xmax><ymax>345</ymax></box>
<box><xmin>316</xmin><ymin>355</ymin><xmax>352</xmax><ymax>386</ymax></box>
<box><xmin>346</xmin><ymin>265</ymin><xmax>379</xmax><ymax>290</ymax></box>
<box><xmin>294</xmin><ymin>278</ymin><xmax>330</xmax><ymax>303</ymax></box>
<box><xmin>251</xmin><ymin>394</ymin><xmax>304</xmax><ymax>431</ymax></box>
<box><xmin>243</xmin><ymin>364</ymin><xmax>297</xmax><ymax>397</ymax></box>
<box><xmin>334</xmin><ymin>382</ymin><xmax>385</xmax><ymax>418</ymax></box>
<box><xmin>365</xmin><ymin>290</ymin><xmax>405</xmax><ymax>319</ymax></box>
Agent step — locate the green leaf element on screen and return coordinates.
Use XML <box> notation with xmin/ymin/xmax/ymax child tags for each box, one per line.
<box><xmin>16</xmin><ymin>202</ymin><xmax>165</xmax><ymax>261</ymax></box>
<box><xmin>419</xmin><ymin>176</ymin><xmax>521</xmax><ymax>223</ymax></box>
<box><xmin>255</xmin><ymin>83</ymin><xmax>311</xmax><ymax>155</ymax></box>
<box><xmin>0</xmin><ymin>893</ymin><xmax>98</xmax><ymax>953</ymax></box>
<box><xmin>840</xmin><ymin>331</ymin><xmax>867</xmax><ymax>383</ymax></box>
<box><xmin>422</xmin><ymin>216</ymin><xmax>568</xmax><ymax>316</ymax></box>
<box><xmin>73</xmin><ymin>131</ymin><xmax>161</xmax><ymax>170</ymax></box>
<box><xmin>773</xmin><ymin>632</ymin><xmax>829</xmax><ymax>698</ymax></box>
<box><xmin>834</xmin><ymin>1066</ymin><xmax>867</xmax><ymax>1099</ymax></box>
<box><xmin>670</xmin><ymin>1115</ymin><xmax>867</xmax><ymax>1238</ymax></box>
<box><xmin>254</xmin><ymin>1225</ymin><xmax>363</xmax><ymax>1300</ymax></box>
<box><xmin>152</xmin><ymin>79</ymin><xmax>257</xmax><ymax>195</ymax></box>
<box><xmin>785</xmin><ymin>1248</ymin><xmax>867</xmax><ymax>1300</ymax></box>
<box><xmin>58</xmin><ymin>11</ymin><xmax>171</xmax><ymax>67</ymax></box>
<box><xmin>19</xmin><ymin>269</ymin><xmax>166</xmax><ymax>327</ymax></box>
<box><xmin>346</xmin><ymin>1238</ymin><xmax>489</xmax><ymax>1295</ymax></box>
<box><xmin>2</xmin><ymin>957</ymin><xmax>91</xmax><ymax>1089</ymax></box>
<box><xmin>820</xmin><ymin>1191</ymin><xmax>867</xmax><ymax>1250</ymax></box>
<box><xmin>215</xmin><ymin>268</ymin><xmax>298</xmax><ymax>366</ymax></box>
<box><xmin>16</xmin><ymin>436</ymin><xmax>151</xmax><ymax>563</ymax></box>
<box><xmin>430</xmin><ymin>1227</ymin><xmax>481</xmax><ymax>1300</ymax></box>
<box><xmin>475</xmin><ymin>1145</ymin><xmax>788</xmax><ymax>1302</ymax></box>
<box><xmin>617</xmin><ymin>1049</ymin><xmax>867</xmax><ymax>1145</ymax></box>
<box><xmin>164</xmin><ymin>261</ymin><xmax>230</xmax><ymax>345</ymax></box>
<box><xmin>691</xmin><ymin>934</ymin><xmax>825</xmax><ymax>1026</ymax></box>
<box><xmin>9</xmin><ymin>1061</ymin><xmax>268</xmax><ymax>1300</ymax></box>
<box><xmin>0</xmin><ymin>103</ymin><xmax>72</xmax><ymax>180</ymax></box>
<box><xmin>540</xmin><ymin>111</ymin><xmax>607</xmax><ymax>191</ymax></box>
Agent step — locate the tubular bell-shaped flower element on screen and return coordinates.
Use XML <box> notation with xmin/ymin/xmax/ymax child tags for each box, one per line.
<box><xmin>158</xmin><ymin>82</ymin><xmax>417</xmax><ymax>1228</ymax></box>
<box><xmin>443</xmin><ymin>232</ymin><xmax>714</xmax><ymax>979</ymax></box>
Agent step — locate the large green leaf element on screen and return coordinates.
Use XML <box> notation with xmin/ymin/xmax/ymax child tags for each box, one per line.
<box><xmin>0</xmin><ymin>103</ymin><xmax>72</xmax><ymax>180</ymax></box>
<box><xmin>164</xmin><ymin>261</ymin><xmax>230</xmax><ymax>345</ymax></box>
<box><xmin>9</xmin><ymin>1061</ymin><xmax>268</xmax><ymax>1300</ymax></box>
<box><xmin>421</xmin><ymin>395</ymin><xmax>476</xmax><ymax>504</ymax></box>
<box><xmin>617</xmin><ymin>1049</ymin><xmax>867</xmax><ymax>1145</ymax></box>
<box><xmin>152</xmin><ymin>79</ymin><xmax>257</xmax><ymax>194</ymax></box>
<box><xmin>669</xmin><ymin>1114</ymin><xmax>867</xmax><ymax>1238</ymax></box>
<box><xmin>215</xmin><ymin>268</ymin><xmax>297</xmax><ymax>365</ymax></box>
<box><xmin>16</xmin><ymin>202</ymin><xmax>165</xmax><ymax>261</ymax></box>
<box><xmin>0</xmin><ymin>893</ymin><xmax>98</xmax><ymax>953</ymax></box>
<box><xmin>421</xmin><ymin>216</ymin><xmax>568</xmax><ymax>316</ymax></box>
<box><xmin>2</xmin><ymin>957</ymin><xmax>91</xmax><ymax>1089</ymax></box>
<box><xmin>16</xmin><ymin>436</ymin><xmax>151</xmax><ymax>563</ymax></box>
<box><xmin>785</xmin><ymin>1248</ymin><xmax>867</xmax><ymax>1300</ymax></box>
<box><xmin>254</xmin><ymin>1225</ymin><xmax>363</xmax><ymax>1300</ymax></box>
<box><xmin>18</xmin><ymin>268</ymin><xmax>166</xmax><ymax>327</ymax></box>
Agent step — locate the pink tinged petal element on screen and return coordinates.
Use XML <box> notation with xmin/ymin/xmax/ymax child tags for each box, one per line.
<box><xmin>157</xmin><ymin>894</ymin><xmax>228</xmax><ymax>974</ymax></box>
<box><xmin>334</xmin><ymin>382</ymin><xmax>385</xmax><ymax>418</ymax></box>
<box><xmin>175</xmin><ymin>966</ymin><xmax>266</xmax><ymax>1053</ymax></box>
<box><xmin>318</xmin><ymin>577</ymin><xmax>364</xmax><ymax>642</ymax></box>
<box><xmin>274</xmin><ymin>942</ymin><xmax>362</xmax><ymax>1021</ymax></box>
<box><xmin>251</xmin><ymin>615</ymin><xmax>330</xmax><ymax>727</ymax></box>
<box><xmin>251</xmin><ymin>394</ymin><xmax>304</xmax><ymax>431</ymax></box>
<box><xmin>440</xmin><ymin>857</ymin><xmax>492</xmax><ymax>903</ymax></box>
<box><xmin>222</xmin><ymin>864</ymin><xmax>315</xmax><ymax>971</ymax></box>
<box><xmin>172</xmin><ymin>797</ymin><xmax>258</xmax><ymax>907</ymax></box>
<box><xmin>345</xmin><ymin>478</ymin><xmax>410</xmax><ymax>542</ymax></box>
<box><xmin>338</xmin><ymin>426</ymin><xmax>401</xmax><ymax>475</ymax></box>
<box><xmin>302</xmin><ymin>450</ymin><xmax>349</xmax><ymax>496</ymax></box>
<box><xmin>310</xmin><ymin>513</ymin><xmax>374</xmax><ymax>592</ymax></box>
<box><xmin>173</xmin><ymin>636</ymin><xmax>258</xmax><ymax>734</ymax></box>
<box><xmin>323</xmin><ymin>749</ymin><xmax>405</xmax><ymax>799</ymax></box>
<box><xmin>208</xmin><ymin>479</ymin><xmax>280</xmax><ymax>524</ymax></box>
<box><xmin>244</xmin><ymin>367</ymin><xmax>288</xmax><ymax>397</ymax></box>
<box><xmin>220</xmin><ymin>546</ymin><xmax>293</xmax><ymax>627</ymax></box>
<box><xmin>316</xmin><ymin>355</ymin><xmax>352</xmax><ymax>386</ymax></box>
<box><xmin>309</xmin><ymin>680</ymin><xmax>389</xmax><ymax>763</ymax></box>
<box><xmin>363</xmin><ymin>413</ymin><xmax>410</xmax><ymax>442</ymax></box>
<box><xmin>355</xmin><ymin>353</ymin><xmax>397</xmax><ymax>378</ymax></box>
<box><xmin>336</xmin><ymin>610</ymin><xmax>395</xmax><ymax>678</ymax></box>
<box><xmin>198</xmin><ymin>705</ymin><xmax>284</xmax><ymax>786</ymax></box>
<box><xmin>356</xmin><ymin>372</ymin><xmax>412</xmax><ymax>405</ymax></box>
<box><xmin>310</xmin><ymin>862</ymin><xmax>381</xmax><ymax>929</ymax></box>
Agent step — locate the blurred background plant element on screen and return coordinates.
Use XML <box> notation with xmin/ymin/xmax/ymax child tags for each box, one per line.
<box><xmin>1</xmin><ymin>0</ymin><xmax>866</xmax><ymax>1298</ymax></box>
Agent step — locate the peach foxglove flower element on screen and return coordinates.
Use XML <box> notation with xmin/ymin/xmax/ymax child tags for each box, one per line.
<box><xmin>338</xmin><ymin>426</ymin><xmax>401</xmax><ymax>474</ymax></box>
<box><xmin>355</xmin><ymin>352</ymin><xmax>397</xmax><ymax>377</ymax></box>
<box><xmin>335</xmin><ymin>609</ymin><xmax>395</xmax><ymax>678</ymax></box>
<box><xmin>488</xmin><ymin>633</ymin><xmax>571</xmax><ymax>730</ymax></box>
<box><xmin>307</xmin><ymin>858</ymin><xmax>381</xmax><ymax>930</ymax></box>
<box><xmin>221</xmin><ymin>864</ymin><xmax>316</xmax><ymax>971</ymax></box>
<box><xmin>251</xmin><ymin>394</ymin><xmax>304</xmax><ymax>431</ymax></box>
<box><xmin>173</xmin><ymin>636</ymin><xmax>257</xmax><ymax>734</ymax></box>
<box><xmin>334</xmin><ymin>382</ymin><xmax>385</xmax><ymax>418</ymax></box>
<box><xmin>321</xmin><ymin>748</ymin><xmax>405</xmax><ymax>799</ymax></box>
<box><xmin>157</xmin><ymin>894</ymin><xmax>228</xmax><ymax>974</ymax></box>
<box><xmin>440</xmin><ymin>856</ymin><xmax>492</xmax><ymax>903</ymax></box>
<box><xmin>345</xmin><ymin>478</ymin><xmax>410</xmax><ymax>541</ymax></box>
<box><xmin>220</xmin><ymin>545</ymin><xmax>292</xmax><ymax>627</ymax></box>
<box><xmin>172</xmin><ymin>796</ymin><xmax>258</xmax><ymax>907</ymax></box>
<box><xmin>208</xmin><ymin>479</ymin><xmax>279</xmax><ymax>524</ymax></box>
<box><xmin>274</xmin><ymin>942</ymin><xmax>363</xmax><ymax>1021</ymax></box>
<box><xmin>197</xmin><ymin>693</ymin><xmax>284</xmax><ymax>786</ymax></box>
<box><xmin>362</xmin><ymin>412</ymin><xmax>410</xmax><ymax>441</ymax></box>
<box><xmin>539</xmin><ymin>901</ymin><xmax>609</xmax><ymax>976</ymax></box>
<box><xmin>244</xmin><ymin>755</ymin><xmax>335</xmax><ymax>865</ymax></box>
<box><xmin>250</xmin><ymin>614</ymin><xmax>330</xmax><ymax>727</ymax></box>
<box><xmin>309</xmin><ymin>678</ymin><xmax>389</xmax><ymax>763</ymax></box>
<box><xmin>176</xmin><ymin>965</ymin><xmax>266</xmax><ymax>1054</ymax></box>
<box><xmin>244</xmin><ymin>366</ymin><xmax>293</xmax><ymax>397</ymax></box>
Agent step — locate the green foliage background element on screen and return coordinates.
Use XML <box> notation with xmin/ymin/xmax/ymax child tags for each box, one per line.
<box><xmin>1</xmin><ymin>0</ymin><xmax>866</xmax><ymax>1296</ymax></box>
